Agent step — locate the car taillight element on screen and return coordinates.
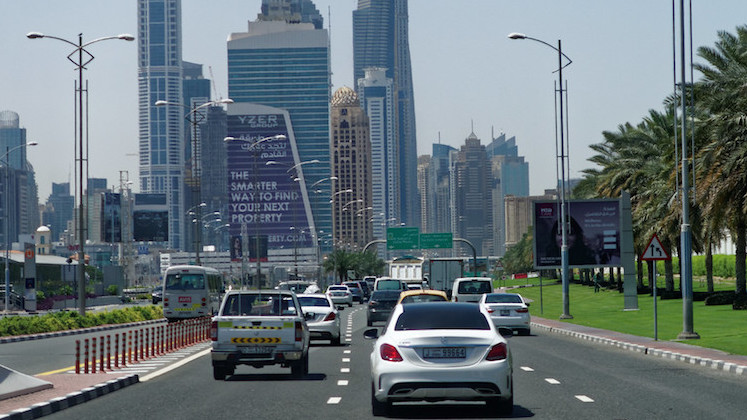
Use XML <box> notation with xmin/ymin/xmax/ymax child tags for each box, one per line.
<box><xmin>323</xmin><ymin>312</ymin><xmax>336</xmax><ymax>321</ymax></box>
<box><xmin>369</xmin><ymin>301</ymin><xmax>378</xmax><ymax>307</ymax></box>
<box><xmin>486</xmin><ymin>343</ymin><xmax>508</xmax><ymax>361</ymax></box>
<box><xmin>454</xmin><ymin>296</ymin><xmax>458</xmax><ymax>302</ymax></box>
<box><xmin>210</xmin><ymin>321</ymin><xmax>218</xmax><ymax>341</ymax></box>
<box><xmin>380</xmin><ymin>344</ymin><xmax>403</xmax><ymax>362</ymax></box>
<box><xmin>295</xmin><ymin>321</ymin><xmax>303</xmax><ymax>342</ymax></box>
<box><xmin>202</xmin><ymin>297</ymin><xmax>207</xmax><ymax>307</ymax></box>
<box><xmin>164</xmin><ymin>297</ymin><xmax>169</xmax><ymax>307</ymax></box>
<box><xmin>486</xmin><ymin>307</ymin><xmax>494</xmax><ymax>313</ymax></box>
<box><xmin>516</xmin><ymin>308</ymin><xmax>528</xmax><ymax>313</ymax></box>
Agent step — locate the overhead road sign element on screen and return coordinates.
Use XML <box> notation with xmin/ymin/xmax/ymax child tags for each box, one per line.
<box><xmin>419</xmin><ymin>232</ymin><xmax>453</xmax><ymax>249</ymax></box>
<box><xmin>387</xmin><ymin>227</ymin><xmax>419</xmax><ymax>250</ymax></box>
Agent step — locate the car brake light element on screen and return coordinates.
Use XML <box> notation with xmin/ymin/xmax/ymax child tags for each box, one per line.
<box><xmin>210</xmin><ymin>321</ymin><xmax>218</xmax><ymax>341</ymax></box>
<box><xmin>295</xmin><ymin>321</ymin><xmax>303</xmax><ymax>342</ymax></box>
<box><xmin>380</xmin><ymin>344</ymin><xmax>403</xmax><ymax>362</ymax></box>
<box><xmin>486</xmin><ymin>343</ymin><xmax>507</xmax><ymax>361</ymax></box>
<box><xmin>516</xmin><ymin>308</ymin><xmax>528</xmax><ymax>313</ymax></box>
<box><xmin>486</xmin><ymin>307</ymin><xmax>494</xmax><ymax>313</ymax></box>
<box><xmin>323</xmin><ymin>312</ymin><xmax>336</xmax><ymax>321</ymax></box>
<box><xmin>454</xmin><ymin>296</ymin><xmax>458</xmax><ymax>302</ymax></box>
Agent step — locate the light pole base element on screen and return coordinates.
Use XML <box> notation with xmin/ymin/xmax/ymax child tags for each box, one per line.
<box><xmin>559</xmin><ymin>313</ymin><xmax>574</xmax><ymax>320</ymax></box>
<box><xmin>676</xmin><ymin>331</ymin><xmax>700</xmax><ymax>340</ymax></box>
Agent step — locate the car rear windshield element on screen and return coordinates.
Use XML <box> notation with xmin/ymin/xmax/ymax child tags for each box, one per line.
<box><xmin>394</xmin><ymin>304</ymin><xmax>490</xmax><ymax>330</ymax></box>
<box><xmin>298</xmin><ymin>296</ymin><xmax>330</xmax><ymax>307</ymax></box>
<box><xmin>400</xmin><ymin>294</ymin><xmax>446</xmax><ymax>304</ymax></box>
<box><xmin>485</xmin><ymin>294</ymin><xmax>523</xmax><ymax>304</ymax></box>
<box><xmin>376</xmin><ymin>280</ymin><xmax>402</xmax><ymax>290</ymax></box>
<box><xmin>371</xmin><ymin>290</ymin><xmax>402</xmax><ymax>301</ymax></box>
<box><xmin>457</xmin><ymin>280</ymin><xmax>493</xmax><ymax>294</ymax></box>
<box><xmin>222</xmin><ymin>293</ymin><xmax>297</xmax><ymax>316</ymax></box>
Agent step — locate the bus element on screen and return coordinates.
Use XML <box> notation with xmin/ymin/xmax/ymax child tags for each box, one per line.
<box><xmin>162</xmin><ymin>265</ymin><xmax>224</xmax><ymax>321</ymax></box>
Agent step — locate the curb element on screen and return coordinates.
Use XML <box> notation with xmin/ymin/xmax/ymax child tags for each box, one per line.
<box><xmin>532</xmin><ymin>321</ymin><xmax>747</xmax><ymax>376</ymax></box>
<box><xmin>0</xmin><ymin>375</ymin><xmax>139</xmax><ymax>420</ymax></box>
<box><xmin>0</xmin><ymin>319</ymin><xmax>166</xmax><ymax>344</ymax></box>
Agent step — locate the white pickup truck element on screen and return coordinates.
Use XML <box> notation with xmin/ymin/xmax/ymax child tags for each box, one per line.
<box><xmin>210</xmin><ymin>289</ymin><xmax>311</xmax><ymax>380</ymax></box>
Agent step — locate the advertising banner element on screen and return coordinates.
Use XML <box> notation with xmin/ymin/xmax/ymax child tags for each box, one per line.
<box><xmin>133</xmin><ymin>193</ymin><xmax>169</xmax><ymax>242</ymax></box>
<box><xmin>226</xmin><ymin>105</ymin><xmax>314</xmax><ymax>251</ymax></box>
<box><xmin>533</xmin><ymin>199</ymin><xmax>621</xmax><ymax>268</ymax></box>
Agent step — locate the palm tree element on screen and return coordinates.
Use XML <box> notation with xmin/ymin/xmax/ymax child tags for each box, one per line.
<box><xmin>322</xmin><ymin>249</ymin><xmax>357</xmax><ymax>284</ymax></box>
<box><xmin>694</xmin><ymin>25</ymin><xmax>747</xmax><ymax>296</ymax></box>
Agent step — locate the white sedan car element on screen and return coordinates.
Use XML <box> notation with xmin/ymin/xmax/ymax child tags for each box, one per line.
<box><xmin>297</xmin><ymin>293</ymin><xmax>342</xmax><ymax>346</ymax></box>
<box><xmin>364</xmin><ymin>302</ymin><xmax>513</xmax><ymax>417</ymax></box>
<box><xmin>479</xmin><ymin>292</ymin><xmax>531</xmax><ymax>336</ymax></box>
<box><xmin>326</xmin><ymin>285</ymin><xmax>353</xmax><ymax>307</ymax></box>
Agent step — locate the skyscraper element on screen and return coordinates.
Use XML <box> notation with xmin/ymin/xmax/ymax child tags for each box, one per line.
<box><xmin>353</xmin><ymin>0</ymin><xmax>418</xmax><ymax>229</ymax></box>
<box><xmin>138</xmin><ymin>0</ymin><xmax>185</xmax><ymax>250</ymax></box>
<box><xmin>330</xmin><ymin>87</ymin><xmax>373</xmax><ymax>250</ymax></box>
<box><xmin>227</xmin><ymin>2</ymin><xmax>331</xmax><ymax>249</ymax></box>
<box><xmin>454</xmin><ymin>133</ymin><xmax>493</xmax><ymax>256</ymax></box>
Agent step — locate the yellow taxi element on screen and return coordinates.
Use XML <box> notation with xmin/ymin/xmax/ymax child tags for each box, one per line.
<box><xmin>397</xmin><ymin>289</ymin><xmax>449</xmax><ymax>305</ymax></box>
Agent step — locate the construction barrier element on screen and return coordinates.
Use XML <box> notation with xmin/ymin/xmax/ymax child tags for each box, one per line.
<box><xmin>75</xmin><ymin>317</ymin><xmax>211</xmax><ymax>374</ymax></box>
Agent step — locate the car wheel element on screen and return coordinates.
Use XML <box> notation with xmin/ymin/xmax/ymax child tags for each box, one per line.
<box><xmin>212</xmin><ymin>365</ymin><xmax>226</xmax><ymax>381</ymax></box>
<box><xmin>486</xmin><ymin>380</ymin><xmax>513</xmax><ymax>416</ymax></box>
<box><xmin>291</xmin><ymin>355</ymin><xmax>308</xmax><ymax>378</ymax></box>
<box><xmin>371</xmin><ymin>383</ymin><xmax>390</xmax><ymax>416</ymax></box>
<box><xmin>331</xmin><ymin>334</ymin><xmax>341</xmax><ymax>346</ymax></box>
<box><xmin>348</xmin><ymin>302</ymin><xmax>353</xmax><ymax>307</ymax></box>
<box><xmin>522</xmin><ymin>328</ymin><xmax>531</xmax><ymax>336</ymax></box>
<box><xmin>367</xmin><ymin>318</ymin><xmax>373</xmax><ymax>327</ymax></box>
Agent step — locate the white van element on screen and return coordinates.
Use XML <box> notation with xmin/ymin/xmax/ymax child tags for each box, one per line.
<box><xmin>450</xmin><ymin>277</ymin><xmax>493</xmax><ymax>302</ymax></box>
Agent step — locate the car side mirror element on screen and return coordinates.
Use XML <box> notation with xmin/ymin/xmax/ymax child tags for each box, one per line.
<box><xmin>525</xmin><ymin>302</ymin><xmax>530</xmax><ymax>307</ymax></box>
<box><xmin>497</xmin><ymin>327</ymin><xmax>514</xmax><ymax>338</ymax></box>
<box><xmin>363</xmin><ymin>328</ymin><xmax>379</xmax><ymax>339</ymax></box>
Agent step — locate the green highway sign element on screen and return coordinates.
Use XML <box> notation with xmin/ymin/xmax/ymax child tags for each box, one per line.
<box><xmin>419</xmin><ymin>232</ymin><xmax>453</xmax><ymax>249</ymax></box>
<box><xmin>387</xmin><ymin>227</ymin><xmax>420</xmax><ymax>250</ymax></box>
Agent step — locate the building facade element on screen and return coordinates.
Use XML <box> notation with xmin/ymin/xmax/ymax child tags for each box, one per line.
<box><xmin>138</xmin><ymin>0</ymin><xmax>185</xmax><ymax>250</ymax></box>
<box><xmin>227</xmin><ymin>6</ymin><xmax>331</xmax><ymax>250</ymax></box>
<box><xmin>453</xmin><ymin>133</ymin><xmax>493</xmax><ymax>256</ymax></box>
<box><xmin>330</xmin><ymin>87</ymin><xmax>373</xmax><ymax>251</ymax></box>
<box><xmin>353</xmin><ymin>0</ymin><xmax>418</xmax><ymax>229</ymax></box>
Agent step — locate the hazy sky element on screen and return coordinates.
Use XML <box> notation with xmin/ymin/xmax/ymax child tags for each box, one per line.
<box><xmin>2</xmin><ymin>1</ymin><xmax>746</xmax><ymax>201</ymax></box>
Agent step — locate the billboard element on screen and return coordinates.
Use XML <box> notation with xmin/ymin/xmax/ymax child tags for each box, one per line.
<box><xmin>533</xmin><ymin>199</ymin><xmax>621</xmax><ymax>268</ymax></box>
<box><xmin>133</xmin><ymin>193</ymin><xmax>169</xmax><ymax>242</ymax></box>
<box><xmin>226</xmin><ymin>104</ymin><xmax>315</xmax><ymax>251</ymax></box>
<box><xmin>101</xmin><ymin>192</ymin><xmax>122</xmax><ymax>243</ymax></box>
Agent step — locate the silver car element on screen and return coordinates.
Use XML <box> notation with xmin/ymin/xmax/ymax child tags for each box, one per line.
<box><xmin>326</xmin><ymin>285</ymin><xmax>353</xmax><ymax>307</ymax></box>
<box><xmin>364</xmin><ymin>302</ymin><xmax>514</xmax><ymax>417</ymax></box>
<box><xmin>297</xmin><ymin>293</ymin><xmax>342</xmax><ymax>346</ymax></box>
<box><xmin>479</xmin><ymin>293</ymin><xmax>531</xmax><ymax>336</ymax></box>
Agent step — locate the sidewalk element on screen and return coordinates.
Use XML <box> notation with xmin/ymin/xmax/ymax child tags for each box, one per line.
<box><xmin>531</xmin><ymin>316</ymin><xmax>747</xmax><ymax>375</ymax></box>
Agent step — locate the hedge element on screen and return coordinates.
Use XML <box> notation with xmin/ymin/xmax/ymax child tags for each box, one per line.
<box><xmin>0</xmin><ymin>306</ymin><xmax>164</xmax><ymax>337</ymax></box>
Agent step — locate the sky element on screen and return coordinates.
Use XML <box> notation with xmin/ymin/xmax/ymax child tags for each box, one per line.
<box><xmin>2</xmin><ymin>1</ymin><xmax>747</xmax><ymax>201</ymax></box>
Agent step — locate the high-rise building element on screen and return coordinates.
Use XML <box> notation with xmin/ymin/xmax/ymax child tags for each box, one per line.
<box><xmin>353</xmin><ymin>0</ymin><xmax>418</xmax><ymax>229</ymax></box>
<box><xmin>200</xmin><ymin>105</ymin><xmax>228</xmax><ymax>251</ymax></box>
<box><xmin>453</xmin><ymin>133</ymin><xmax>493</xmax><ymax>256</ymax></box>
<box><xmin>330</xmin><ymin>87</ymin><xmax>373</xmax><ymax>251</ymax></box>
<box><xmin>358</xmin><ymin>68</ymin><xmax>397</xmax><ymax>244</ymax></box>
<box><xmin>138</xmin><ymin>0</ymin><xmax>185</xmax><ymax>250</ymax></box>
<box><xmin>42</xmin><ymin>182</ymin><xmax>74</xmax><ymax>243</ymax></box>
<box><xmin>426</xmin><ymin>143</ymin><xmax>457</xmax><ymax>236</ymax></box>
<box><xmin>0</xmin><ymin>110</ymin><xmax>39</xmax><ymax>247</ymax></box>
<box><xmin>227</xmin><ymin>3</ymin><xmax>331</xmax><ymax>249</ymax></box>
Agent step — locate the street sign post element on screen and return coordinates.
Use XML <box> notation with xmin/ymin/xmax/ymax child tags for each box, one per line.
<box><xmin>640</xmin><ymin>234</ymin><xmax>671</xmax><ymax>340</ymax></box>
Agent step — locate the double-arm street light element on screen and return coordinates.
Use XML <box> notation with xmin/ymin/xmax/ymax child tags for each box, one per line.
<box><xmin>28</xmin><ymin>31</ymin><xmax>134</xmax><ymax>316</ymax></box>
<box><xmin>3</xmin><ymin>141</ymin><xmax>38</xmax><ymax>313</ymax></box>
<box><xmin>224</xmin><ymin>135</ymin><xmax>287</xmax><ymax>288</ymax></box>
<box><xmin>509</xmin><ymin>32</ymin><xmax>573</xmax><ymax>319</ymax></box>
<box><xmin>156</xmin><ymin>98</ymin><xmax>234</xmax><ymax>265</ymax></box>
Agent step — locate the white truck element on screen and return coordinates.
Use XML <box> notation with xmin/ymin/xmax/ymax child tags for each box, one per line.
<box><xmin>210</xmin><ymin>289</ymin><xmax>311</xmax><ymax>380</ymax></box>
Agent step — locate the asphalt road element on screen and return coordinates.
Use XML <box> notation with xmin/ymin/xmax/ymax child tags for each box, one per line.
<box><xmin>11</xmin><ymin>303</ymin><xmax>747</xmax><ymax>419</ymax></box>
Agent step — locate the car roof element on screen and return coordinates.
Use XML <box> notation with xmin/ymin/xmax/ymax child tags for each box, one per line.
<box><xmin>399</xmin><ymin>289</ymin><xmax>448</xmax><ymax>298</ymax></box>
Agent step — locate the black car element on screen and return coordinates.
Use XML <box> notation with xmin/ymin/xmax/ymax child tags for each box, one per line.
<box><xmin>151</xmin><ymin>286</ymin><xmax>163</xmax><ymax>304</ymax></box>
<box><xmin>343</xmin><ymin>281</ymin><xmax>365</xmax><ymax>303</ymax></box>
<box><xmin>357</xmin><ymin>280</ymin><xmax>371</xmax><ymax>301</ymax></box>
<box><xmin>367</xmin><ymin>290</ymin><xmax>402</xmax><ymax>326</ymax></box>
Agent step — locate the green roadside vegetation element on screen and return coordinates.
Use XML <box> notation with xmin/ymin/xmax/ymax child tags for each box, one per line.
<box><xmin>0</xmin><ymin>305</ymin><xmax>163</xmax><ymax>337</ymax></box>
<box><xmin>500</xmin><ymin>278</ymin><xmax>747</xmax><ymax>356</ymax></box>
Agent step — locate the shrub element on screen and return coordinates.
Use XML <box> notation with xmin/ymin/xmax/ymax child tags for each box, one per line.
<box><xmin>106</xmin><ymin>285</ymin><xmax>119</xmax><ymax>295</ymax></box>
<box><xmin>704</xmin><ymin>291</ymin><xmax>735</xmax><ymax>306</ymax></box>
<box><xmin>733</xmin><ymin>293</ymin><xmax>747</xmax><ymax>310</ymax></box>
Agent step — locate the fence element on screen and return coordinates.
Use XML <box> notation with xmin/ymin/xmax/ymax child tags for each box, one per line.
<box><xmin>74</xmin><ymin>317</ymin><xmax>210</xmax><ymax>374</ymax></box>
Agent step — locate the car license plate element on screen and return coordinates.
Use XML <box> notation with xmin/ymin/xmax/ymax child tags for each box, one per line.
<box><xmin>422</xmin><ymin>347</ymin><xmax>466</xmax><ymax>359</ymax></box>
<box><xmin>239</xmin><ymin>346</ymin><xmax>273</xmax><ymax>354</ymax></box>
<box><xmin>500</xmin><ymin>309</ymin><xmax>511</xmax><ymax>316</ymax></box>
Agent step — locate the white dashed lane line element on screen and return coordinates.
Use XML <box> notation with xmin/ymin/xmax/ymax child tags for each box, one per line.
<box><xmin>575</xmin><ymin>395</ymin><xmax>594</xmax><ymax>403</ymax></box>
<box><xmin>520</xmin><ymin>366</ymin><xmax>534</xmax><ymax>372</ymax></box>
<box><xmin>327</xmin><ymin>397</ymin><xmax>342</xmax><ymax>404</ymax></box>
<box><xmin>337</xmin><ymin>380</ymin><xmax>349</xmax><ymax>386</ymax></box>
<box><xmin>545</xmin><ymin>378</ymin><xmax>561</xmax><ymax>385</ymax></box>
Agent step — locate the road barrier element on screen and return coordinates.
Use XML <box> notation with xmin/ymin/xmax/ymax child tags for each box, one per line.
<box><xmin>74</xmin><ymin>317</ymin><xmax>210</xmax><ymax>374</ymax></box>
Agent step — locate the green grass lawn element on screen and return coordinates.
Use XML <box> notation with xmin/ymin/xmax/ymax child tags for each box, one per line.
<box><xmin>505</xmin><ymin>279</ymin><xmax>747</xmax><ymax>356</ymax></box>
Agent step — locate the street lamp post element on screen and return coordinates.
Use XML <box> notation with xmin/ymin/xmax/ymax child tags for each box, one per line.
<box><xmin>3</xmin><ymin>142</ymin><xmax>38</xmax><ymax>313</ymax></box>
<box><xmin>28</xmin><ymin>31</ymin><xmax>134</xmax><ymax>316</ymax></box>
<box><xmin>225</xmin><ymin>135</ymin><xmax>287</xmax><ymax>288</ymax></box>
<box><xmin>509</xmin><ymin>32</ymin><xmax>573</xmax><ymax>319</ymax></box>
<box><xmin>156</xmin><ymin>98</ymin><xmax>233</xmax><ymax>265</ymax></box>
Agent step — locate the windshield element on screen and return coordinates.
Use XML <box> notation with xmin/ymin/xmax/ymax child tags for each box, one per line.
<box><xmin>457</xmin><ymin>280</ymin><xmax>492</xmax><ymax>294</ymax></box>
<box><xmin>376</xmin><ymin>280</ymin><xmax>402</xmax><ymax>290</ymax></box>
<box><xmin>298</xmin><ymin>296</ymin><xmax>330</xmax><ymax>307</ymax></box>
<box><xmin>485</xmin><ymin>294</ymin><xmax>523</xmax><ymax>304</ymax></box>
<box><xmin>222</xmin><ymin>293</ymin><xmax>297</xmax><ymax>316</ymax></box>
<box><xmin>400</xmin><ymin>294</ymin><xmax>446</xmax><ymax>304</ymax></box>
<box><xmin>165</xmin><ymin>273</ymin><xmax>205</xmax><ymax>290</ymax></box>
<box><xmin>394</xmin><ymin>304</ymin><xmax>490</xmax><ymax>330</ymax></box>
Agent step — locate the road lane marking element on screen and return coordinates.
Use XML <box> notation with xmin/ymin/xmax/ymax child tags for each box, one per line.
<box><xmin>520</xmin><ymin>366</ymin><xmax>534</xmax><ymax>372</ymax></box>
<box><xmin>342</xmin><ymin>358</ymin><xmax>350</xmax><ymax>362</ymax></box>
<box><xmin>337</xmin><ymin>380</ymin><xmax>349</xmax><ymax>386</ymax></box>
<box><xmin>344</xmin><ymin>350</ymin><xmax>351</xmax><ymax>354</ymax></box>
<box><xmin>340</xmin><ymin>368</ymin><xmax>350</xmax><ymax>373</ymax></box>
<box><xmin>575</xmin><ymin>395</ymin><xmax>594</xmax><ymax>402</ymax></box>
<box><xmin>545</xmin><ymin>378</ymin><xmax>560</xmax><ymax>384</ymax></box>
<box><xmin>327</xmin><ymin>397</ymin><xmax>342</xmax><ymax>404</ymax></box>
